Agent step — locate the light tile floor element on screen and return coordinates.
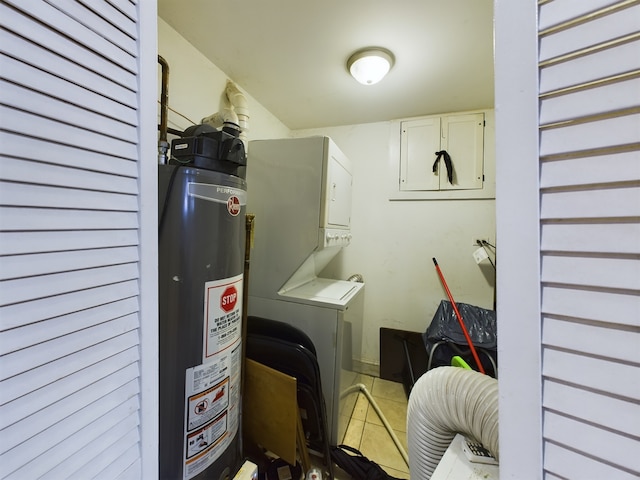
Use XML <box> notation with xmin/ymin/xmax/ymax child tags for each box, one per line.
<box><xmin>338</xmin><ymin>375</ymin><xmax>409</xmax><ymax>479</ymax></box>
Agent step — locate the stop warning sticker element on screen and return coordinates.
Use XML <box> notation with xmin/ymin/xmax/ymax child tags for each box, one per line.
<box><xmin>203</xmin><ymin>274</ymin><xmax>243</xmax><ymax>361</ymax></box>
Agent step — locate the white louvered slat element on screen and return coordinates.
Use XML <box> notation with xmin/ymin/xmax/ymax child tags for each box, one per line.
<box><xmin>541</xmin><ymin>222</ymin><xmax>640</xmax><ymax>254</ymax></box>
<box><xmin>540</xmin><ymin>113</ymin><xmax>640</xmax><ymax>156</ymax></box>
<box><xmin>0</xmin><ymin>264</ymin><xmax>139</xmax><ymax>306</ymax></box>
<box><xmin>91</xmin><ymin>436</ymin><xmax>142</xmax><ymax>480</ymax></box>
<box><xmin>538</xmin><ymin>0</ymin><xmax>624</xmax><ymax>30</ymax></box>
<box><xmin>0</xmin><ymin>347</ymin><xmax>140</xmax><ymax>430</ymax></box>
<box><xmin>541</xmin><ymin>255</ymin><xmax>640</xmax><ymax>290</ymax></box>
<box><xmin>1</xmin><ymin>53</ymin><xmax>137</xmax><ymax>126</ymax></box>
<box><xmin>543</xmin><ymin>348</ymin><xmax>640</xmax><ymax>401</ymax></box>
<box><xmin>0</xmin><ymin>80</ymin><xmax>138</xmax><ymax>142</ymax></box>
<box><xmin>540</xmin><ymin>186</ymin><xmax>640</xmax><ymax>219</ymax></box>
<box><xmin>0</xmin><ymin>331</ymin><xmax>140</xmax><ymax>405</ymax></box>
<box><xmin>0</xmin><ymin>183</ymin><xmax>138</xmax><ymax>212</ymax></box>
<box><xmin>111</xmin><ymin>461</ymin><xmax>141</xmax><ymax>480</ymax></box>
<box><xmin>0</xmin><ymin>3</ymin><xmax>136</xmax><ymax>90</ymax></box>
<box><xmin>0</xmin><ymin>247</ymin><xmax>139</xmax><ymax>281</ymax></box>
<box><xmin>542</xmin><ymin>286</ymin><xmax>640</xmax><ymax>327</ymax></box>
<box><xmin>539</xmin><ymin>40</ymin><xmax>640</xmax><ymax>94</ymax></box>
<box><xmin>544</xmin><ymin>410</ymin><xmax>640</xmax><ymax>474</ymax></box>
<box><xmin>543</xmin><ymin>380</ymin><xmax>640</xmax><ymax>437</ymax></box>
<box><xmin>0</xmin><ymin>31</ymin><xmax>137</xmax><ymax>108</ymax></box>
<box><xmin>539</xmin><ymin>77</ymin><xmax>640</xmax><ymax>125</ymax></box>
<box><xmin>6</xmin><ymin>0</ymin><xmax>137</xmax><ymax>73</ymax></box>
<box><xmin>0</xmin><ymin>207</ymin><xmax>139</xmax><ymax>231</ymax></box>
<box><xmin>0</xmin><ymin>280</ymin><xmax>140</xmax><ymax>331</ymax></box>
<box><xmin>539</xmin><ymin>4</ymin><xmax>640</xmax><ymax>61</ymax></box>
<box><xmin>76</xmin><ymin>0</ymin><xmax>138</xmax><ymax>39</ymax></box>
<box><xmin>0</xmin><ymin>297</ymin><xmax>138</xmax><ymax>354</ymax></box>
<box><xmin>0</xmin><ymin>157</ymin><xmax>138</xmax><ymax>194</ymax></box>
<box><xmin>544</xmin><ymin>441</ymin><xmax>639</xmax><ymax>480</ymax></box>
<box><xmin>2</xmin><ymin>396</ymin><xmax>140</xmax><ymax>479</ymax></box>
<box><xmin>0</xmin><ymin>230</ymin><xmax>138</xmax><ymax>255</ymax></box>
<box><xmin>0</xmin><ymin>132</ymin><xmax>138</xmax><ymax>177</ymax></box>
<box><xmin>48</xmin><ymin>415</ymin><xmax>140</xmax><ymax>479</ymax></box>
<box><xmin>542</xmin><ymin>317</ymin><xmax>640</xmax><ymax>363</ymax></box>
<box><xmin>1</xmin><ymin>369</ymin><xmax>139</xmax><ymax>453</ymax></box>
<box><xmin>1</xmin><ymin>313</ymin><xmax>139</xmax><ymax>380</ymax></box>
<box><xmin>0</xmin><ymin>106</ymin><xmax>138</xmax><ymax>160</ymax></box>
<box><xmin>45</xmin><ymin>0</ymin><xmax>137</xmax><ymax>55</ymax></box>
<box><xmin>106</xmin><ymin>0</ymin><xmax>138</xmax><ymax>22</ymax></box>
<box><xmin>540</xmin><ymin>150</ymin><xmax>640</xmax><ymax>187</ymax></box>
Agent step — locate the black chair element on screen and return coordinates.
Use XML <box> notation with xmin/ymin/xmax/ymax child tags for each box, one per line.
<box><xmin>246</xmin><ymin>316</ymin><xmax>334</xmax><ymax>479</ymax></box>
<box><xmin>247</xmin><ymin>315</ymin><xmax>317</xmax><ymax>356</ymax></box>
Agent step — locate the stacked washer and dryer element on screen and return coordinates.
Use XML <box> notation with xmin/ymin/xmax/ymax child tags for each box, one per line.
<box><xmin>246</xmin><ymin>136</ymin><xmax>365</xmax><ymax>447</ymax></box>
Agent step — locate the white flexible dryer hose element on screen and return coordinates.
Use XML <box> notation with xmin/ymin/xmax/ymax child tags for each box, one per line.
<box><xmin>341</xmin><ymin>383</ymin><xmax>409</xmax><ymax>467</ymax></box>
<box><xmin>407</xmin><ymin>366</ymin><xmax>499</xmax><ymax>479</ymax></box>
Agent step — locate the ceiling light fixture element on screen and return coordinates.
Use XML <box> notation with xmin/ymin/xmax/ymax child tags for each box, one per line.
<box><xmin>347</xmin><ymin>47</ymin><xmax>395</xmax><ymax>85</ymax></box>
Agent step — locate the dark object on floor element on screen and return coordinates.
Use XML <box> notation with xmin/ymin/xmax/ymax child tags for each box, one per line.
<box><xmin>330</xmin><ymin>444</ymin><xmax>404</xmax><ymax>480</ymax></box>
<box><xmin>265</xmin><ymin>458</ymin><xmax>302</xmax><ymax>480</ymax></box>
<box><xmin>379</xmin><ymin>328</ymin><xmax>429</xmax><ymax>398</ymax></box>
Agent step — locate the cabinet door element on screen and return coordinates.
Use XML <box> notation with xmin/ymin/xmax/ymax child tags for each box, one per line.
<box><xmin>440</xmin><ymin>113</ymin><xmax>485</xmax><ymax>190</ymax></box>
<box><xmin>325</xmin><ymin>147</ymin><xmax>353</xmax><ymax>228</ymax></box>
<box><xmin>400</xmin><ymin>117</ymin><xmax>441</xmax><ymax>191</ymax></box>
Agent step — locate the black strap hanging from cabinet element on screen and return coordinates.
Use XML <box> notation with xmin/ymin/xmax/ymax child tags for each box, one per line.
<box><xmin>433</xmin><ymin>150</ymin><xmax>453</xmax><ymax>184</ymax></box>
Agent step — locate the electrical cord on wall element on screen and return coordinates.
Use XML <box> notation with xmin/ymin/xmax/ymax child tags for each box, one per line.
<box><xmin>481</xmin><ymin>240</ymin><xmax>496</xmax><ymax>269</ymax></box>
<box><xmin>480</xmin><ymin>240</ymin><xmax>497</xmax><ymax>310</ymax></box>
<box><xmin>481</xmin><ymin>239</ymin><xmax>496</xmax><ymax>249</ymax></box>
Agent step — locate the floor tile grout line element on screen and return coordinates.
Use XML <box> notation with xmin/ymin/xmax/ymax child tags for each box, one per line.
<box><xmin>344</xmin><ymin>375</ymin><xmax>410</xmax><ymax>477</ymax></box>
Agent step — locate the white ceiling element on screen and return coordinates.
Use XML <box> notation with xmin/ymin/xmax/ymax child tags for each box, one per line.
<box><xmin>157</xmin><ymin>0</ymin><xmax>495</xmax><ymax>130</ymax></box>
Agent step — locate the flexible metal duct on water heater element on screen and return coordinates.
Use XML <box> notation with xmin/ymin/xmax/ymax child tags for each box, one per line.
<box><xmin>159</xmin><ymin>124</ymin><xmax>247</xmax><ymax>480</ymax></box>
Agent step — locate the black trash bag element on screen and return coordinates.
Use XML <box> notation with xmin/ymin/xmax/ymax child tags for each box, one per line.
<box><xmin>423</xmin><ymin>300</ymin><xmax>498</xmax><ymax>377</ymax></box>
<box><xmin>425</xmin><ymin>300</ymin><xmax>497</xmax><ymax>348</ymax></box>
<box><xmin>331</xmin><ymin>445</ymin><xmax>404</xmax><ymax>480</ymax></box>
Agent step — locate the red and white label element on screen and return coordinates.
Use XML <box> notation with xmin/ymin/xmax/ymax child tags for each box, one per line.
<box><xmin>220</xmin><ymin>286</ymin><xmax>237</xmax><ymax>312</ymax></box>
<box><xmin>203</xmin><ymin>274</ymin><xmax>243</xmax><ymax>360</ymax></box>
<box><xmin>227</xmin><ymin>196</ymin><xmax>240</xmax><ymax>216</ymax></box>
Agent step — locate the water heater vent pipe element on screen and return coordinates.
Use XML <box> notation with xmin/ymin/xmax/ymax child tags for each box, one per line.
<box><xmin>202</xmin><ymin>80</ymin><xmax>250</xmax><ymax>151</ymax></box>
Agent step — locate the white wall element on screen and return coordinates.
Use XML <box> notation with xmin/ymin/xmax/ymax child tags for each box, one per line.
<box><xmin>158</xmin><ymin>18</ymin><xmax>290</xmax><ymax>140</ymax></box>
<box><xmin>159</xmin><ymin>19</ymin><xmax>496</xmax><ymax>373</ymax></box>
<box><xmin>294</xmin><ymin>122</ymin><xmax>496</xmax><ymax>369</ymax></box>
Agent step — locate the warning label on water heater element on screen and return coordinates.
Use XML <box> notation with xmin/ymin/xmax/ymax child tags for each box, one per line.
<box><xmin>182</xmin><ymin>273</ymin><xmax>244</xmax><ymax>479</ymax></box>
<box><xmin>203</xmin><ymin>274</ymin><xmax>243</xmax><ymax>361</ymax></box>
<box><xmin>182</xmin><ymin>346</ymin><xmax>241</xmax><ymax>479</ymax></box>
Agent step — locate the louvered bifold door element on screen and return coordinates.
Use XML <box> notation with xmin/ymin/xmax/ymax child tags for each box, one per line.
<box><xmin>0</xmin><ymin>1</ymin><xmax>146</xmax><ymax>478</ymax></box>
<box><xmin>538</xmin><ymin>1</ymin><xmax>640</xmax><ymax>479</ymax></box>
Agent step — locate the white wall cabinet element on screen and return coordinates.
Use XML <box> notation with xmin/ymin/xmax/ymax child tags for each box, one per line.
<box><xmin>400</xmin><ymin>112</ymin><xmax>484</xmax><ymax>191</ymax></box>
<box><xmin>390</xmin><ymin>110</ymin><xmax>494</xmax><ymax>200</ymax></box>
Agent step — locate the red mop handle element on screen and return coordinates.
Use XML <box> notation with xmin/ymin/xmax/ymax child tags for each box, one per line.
<box><xmin>432</xmin><ymin>258</ymin><xmax>486</xmax><ymax>374</ymax></box>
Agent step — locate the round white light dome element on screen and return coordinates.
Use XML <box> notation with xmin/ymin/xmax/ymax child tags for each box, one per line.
<box><xmin>347</xmin><ymin>48</ymin><xmax>394</xmax><ymax>85</ymax></box>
